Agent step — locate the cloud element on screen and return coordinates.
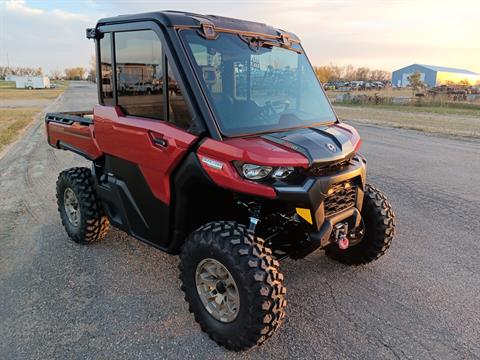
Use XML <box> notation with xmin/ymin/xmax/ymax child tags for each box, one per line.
<box><xmin>1</xmin><ymin>2</ymin><xmax>94</xmax><ymax>73</ymax></box>
<box><xmin>2</xmin><ymin>1</ymin><xmax>480</xmax><ymax>74</ymax></box>
<box><xmin>5</xmin><ymin>0</ymin><xmax>44</xmax><ymax>15</ymax></box>
<box><xmin>51</xmin><ymin>9</ymin><xmax>90</xmax><ymax>22</ymax></box>
<box><xmin>5</xmin><ymin>1</ymin><xmax>89</xmax><ymax>22</ymax></box>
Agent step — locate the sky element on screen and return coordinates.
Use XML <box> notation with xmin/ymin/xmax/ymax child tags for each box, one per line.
<box><xmin>1</xmin><ymin>0</ymin><xmax>479</xmax><ymax>75</ymax></box>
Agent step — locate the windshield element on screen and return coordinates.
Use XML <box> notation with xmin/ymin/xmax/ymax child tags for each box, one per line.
<box><xmin>180</xmin><ymin>30</ymin><xmax>336</xmax><ymax>136</ymax></box>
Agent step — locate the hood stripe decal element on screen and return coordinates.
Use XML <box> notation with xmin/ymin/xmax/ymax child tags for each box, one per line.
<box><xmin>262</xmin><ymin>134</ymin><xmax>313</xmax><ymax>166</ymax></box>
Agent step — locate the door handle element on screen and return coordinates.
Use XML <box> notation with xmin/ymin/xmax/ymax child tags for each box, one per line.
<box><xmin>152</xmin><ymin>137</ymin><xmax>168</xmax><ymax>147</ymax></box>
<box><xmin>149</xmin><ymin>131</ymin><xmax>168</xmax><ymax>148</ymax></box>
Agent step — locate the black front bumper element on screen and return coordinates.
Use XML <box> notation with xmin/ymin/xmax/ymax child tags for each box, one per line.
<box><xmin>274</xmin><ymin>155</ymin><xmax>367</xmax><ymax>251</ymax></box>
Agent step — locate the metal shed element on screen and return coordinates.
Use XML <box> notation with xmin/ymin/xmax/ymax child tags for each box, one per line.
<box><xmin>392</xmin><ymin>64</ymin><xmax>480</xmax><ymax>87</ymax></box>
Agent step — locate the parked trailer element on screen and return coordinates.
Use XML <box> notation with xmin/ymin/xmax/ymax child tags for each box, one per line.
<box><xmin>5</xmin><ymin>75</ymin><xmax>50</xmax><ymax>89</ymax></box>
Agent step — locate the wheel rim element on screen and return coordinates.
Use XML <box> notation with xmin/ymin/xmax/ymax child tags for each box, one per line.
<box><xmin>195</xmin><ymin>258</ymin><xmax>240</xmax><ymax>323</ymax></box>
<box><xmin>63</xmin><ymin>188</ymin><xmax>80</xmax><ymax>227</ymax></box>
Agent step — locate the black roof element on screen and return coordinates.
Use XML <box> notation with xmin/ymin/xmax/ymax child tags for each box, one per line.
<box><xmin>96</xmin><ymin>10</ymin><xmax>299</xmax><ymax>41</ymax></box>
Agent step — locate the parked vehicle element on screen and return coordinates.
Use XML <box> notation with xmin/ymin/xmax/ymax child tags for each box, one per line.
<box><xmin>350</xmin><ymin>80</ymin><xmax>364</xmax><ymax>90</ymax></box>
<box><xmin>45</xmin><ymin>11</ymin><xmax>395</xmax><ymax>351</ymax></box>
<box><xmin>127</xmin><ymin>81</ymin><xmax>155</xmax><ymax>95</ymax></box>
<box><xmin>323</xmin><ymin>82</ymin><xmax>336</xmax><ymax>91</ymax></box>
<box><xmin>372</xmin><ymin>81</ymin><xmax>386</xmax><ymax>89</ymax></box>
<box><xmin>6</xmin><ymin>75</ymin><xmax>50</xmax><ymax>89</ymax></box>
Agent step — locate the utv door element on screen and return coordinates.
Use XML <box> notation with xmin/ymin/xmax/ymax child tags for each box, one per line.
<box><xmin>93</xmin><ymin>26</ymin><xmax>197</xmax><ymax>249</ymax></box>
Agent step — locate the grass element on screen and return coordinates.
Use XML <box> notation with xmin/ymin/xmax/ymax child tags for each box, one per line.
<box><xmin>335</xmin><ymin>103</ymin><xmax>480</xmax><ymax>118</ymax></box>
<box><xmin>334</xmin><ymin>105</ymin><xmax>480</xmax><ymax>138</ymax></box>
<box><xmin>0</xmin><ymin>81</ymin><xmax>15</xmax><ymax>89</ymax></box>
<box><xmin>0</xmin><ymin>80</ymin><xmax>69</xmax><ymax>153</ymax></box>
<box><xmin>0</xmin><ymin>87</ymin><xmax>65</xmax><ymax>100</ymax></box>
<box><xmin>0</xmin><ymin>108</ymin><xmax>41</xmax><ymax>151</ymax></box>
<box><xmin>0</xmin><ymin>79</ymin><xmax>69</xmax><ymax>100</ymax></box>
<box><xmin>328</xmin><ymin>86</ymin><xmax>480</xmax><ymax>137</ymax></box>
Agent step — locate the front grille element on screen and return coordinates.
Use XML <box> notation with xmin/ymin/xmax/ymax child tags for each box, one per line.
<box><xmin>308</xmin><ymin>159</ymin><xmax>352</xmax><ymax>176</ymax></box>
<box><xmin>324</xmin><ymin>181</ymin><xmax>357</xmax><ymax>217</ymax></box>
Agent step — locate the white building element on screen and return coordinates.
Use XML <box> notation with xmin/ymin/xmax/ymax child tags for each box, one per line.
<box><xmin>6</xmin><ymin>75</ymin><xmax>50</xmax><ymax>89</ymax></box>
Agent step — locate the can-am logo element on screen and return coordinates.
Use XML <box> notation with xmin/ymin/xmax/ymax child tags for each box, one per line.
<box><xmin>326</xmin><ymin>143</ymin><xmax>337</xmax><ymax>152</ymax></box>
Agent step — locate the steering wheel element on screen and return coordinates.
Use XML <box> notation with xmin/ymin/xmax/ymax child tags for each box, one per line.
<box><xmin>271</xmin><ymin>100</ymin><xmax>290</xmax><ymax>113</ymax></box>
<box><xmin>258</xmin><ymin>100</ymin><xmax>290</xmax><ymax>125</ymax></box>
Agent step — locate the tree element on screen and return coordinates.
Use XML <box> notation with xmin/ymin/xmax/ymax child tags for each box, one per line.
<box><xmin>330</xmin><ymin>65</ymin><xmax>343</xmax><ymax>81</ymax></box>
<box><xmin>311</xmin><ymin>64</ymin><xmax>391</xmax><ymax>84</ymax></box>
<box><xmin>87</xmin><ymin>56</ymin><xmax>96</xmax><ymax>82</ymax></box>
<box><xmin>458</xmin><ymin>79</ymin><xmax>471</xmax><ymax>87</ymax></box>
<box><xmin>0</xmin><ymin>66</ymin><xmax>43</xmax><ymax>78</ymax></box>
<box><xmin>343</xmin><ymin>65</ymin><xmax>356</xmax><ymax>81</ymax></box>
<box><xmin>355</xmin><ymin>67</ymin><xmax>371</xmax><ymax>81</ymax></box>
<box><xmin>314</xmin><ymin>66</ymin><xmax>336</xmax><ymax>83</ymax></box>
<box><xmin>0</xmin><ymin>66</ymin><xmax>9</xmax><ymax>79</ymax></box>
<box><xmin>50</xmin><ymin>69</ymin><xmax>63</xmax><ymax>80</ymax></box>
<box><xmin>371</xmin><ymin>69</ymin><xmax>390</xmax><ymax>81</ymax></box>
<box><xmin>407</xmin><ymin>72</ymin><xmax>425</xmax><ymax>92</ymax></box>
<box><xmin>64</xmin><ymin>67</ymin><xmax>86</xmax><ymax>80</ymax></box>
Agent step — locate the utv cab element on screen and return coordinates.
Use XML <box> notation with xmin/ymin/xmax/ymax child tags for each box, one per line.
<box><xmin>46</xmin><ymin>11</ymin><xmax>395</xmax><ymax>351</ymax></box>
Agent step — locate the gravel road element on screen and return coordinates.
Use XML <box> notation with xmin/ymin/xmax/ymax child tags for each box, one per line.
<box><xmin>1</xmin><ymin>82</ymin><xmax>479</xmax><ymax>359</ymax></box>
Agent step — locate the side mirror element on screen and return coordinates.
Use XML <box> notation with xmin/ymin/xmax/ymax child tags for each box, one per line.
<box><xmin>86</xmin><ymin>28</ymin><xmax>102</xmax><ymax>40</ymax></box>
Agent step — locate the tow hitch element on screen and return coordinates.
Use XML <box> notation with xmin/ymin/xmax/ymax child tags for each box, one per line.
<box><xmin>333</xmin><ymin>222</ymin><xmax>349</xmax><ymax>250</ymax></box>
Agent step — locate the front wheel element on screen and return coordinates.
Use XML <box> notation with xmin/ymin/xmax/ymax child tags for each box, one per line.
<box><xmin>326</xmin><ymin>183</ymin><xmax>396</xmax><ymax>265</ymax></box>
<box><xmin>179</xmin><ymin>221</ymin><xmax>287</xmax><ymax>351</ymax></box>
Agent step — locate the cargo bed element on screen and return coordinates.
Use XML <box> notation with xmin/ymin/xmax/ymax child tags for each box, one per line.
<box><xmin>45</xmin><ymin>110</ymin><xmax>102</xmax><ymax>160</ymax></box>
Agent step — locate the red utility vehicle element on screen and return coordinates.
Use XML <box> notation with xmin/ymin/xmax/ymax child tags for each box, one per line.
<box><xmin>46</xmin><ymin>11</ymin><xmax>395</xmax><ymax>351</ymax></box>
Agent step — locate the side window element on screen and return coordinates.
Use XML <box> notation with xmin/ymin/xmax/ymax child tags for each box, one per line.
<box><xmin>114</xmin><ymin>30</ymin><xmax>164</xmax><ymax>119</ymax></box>
<box><xmin>100</xmin><ymin>33</ymin><xmax>113</xmax><ymax>105</ymax></box>
<box><xmin>167</xmin><ymin>61</ymin><xmax>192</xmax><ymax>130</ymax></box>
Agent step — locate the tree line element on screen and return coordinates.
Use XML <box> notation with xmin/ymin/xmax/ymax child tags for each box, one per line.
<box><xmin>0</xmin><ymin>65</ymin><xmax>89</xmax><ymax>80</ymax></box>
<box><xmin>2</xmin><ymin>62</ymin><xmax>391</xmax><ymax>83</ymax></box>
<box><xmin>0</xmin><ymin>56</ymin><xmax>96</xmax><ymax>81</ymax></box>
<box><xmin>313</xmin><ymin>65</ymin><xmax>391</xmax><ymax>83</ymax></box>
<box><xmin>0</xmin><ymin>66</ymin><xmax>43</xmax><ymax>78</ymax></box>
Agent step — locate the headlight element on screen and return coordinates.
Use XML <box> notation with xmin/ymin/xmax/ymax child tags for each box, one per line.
<box><xmin>272</xmin><ymin>166</ymin><xmax>294</xmax><ymax>179</ymax></box>
<box><xmin>239</xmin><ymin>164</ymin><xmax>295</xmax><ymax>180</ymax></box>
<box><xmin>241</xmin><ymin>164</ymin><xmax>273</xmax><ymax>180</ymax></box>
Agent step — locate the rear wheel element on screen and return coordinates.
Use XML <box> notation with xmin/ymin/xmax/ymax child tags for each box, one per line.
<box><xmin>326</xmin><ymin>183</ymin><xmax>395</xmax><ymax>265</ymax></box>
<box><xmin>179</xmin><ymin>221</ymin><xmax>287</xmax><ymax>351</ymax></box>
<box><xmin>56</xmin><ymin>167</ymin><xmax>109</xmax><ymax>244</ymax></box>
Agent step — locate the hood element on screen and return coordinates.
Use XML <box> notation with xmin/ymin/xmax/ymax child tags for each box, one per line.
<box><xmin>261</xmin><ymin>124</ymin><xmax>360</xmax><ymax>166</ymax></box>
